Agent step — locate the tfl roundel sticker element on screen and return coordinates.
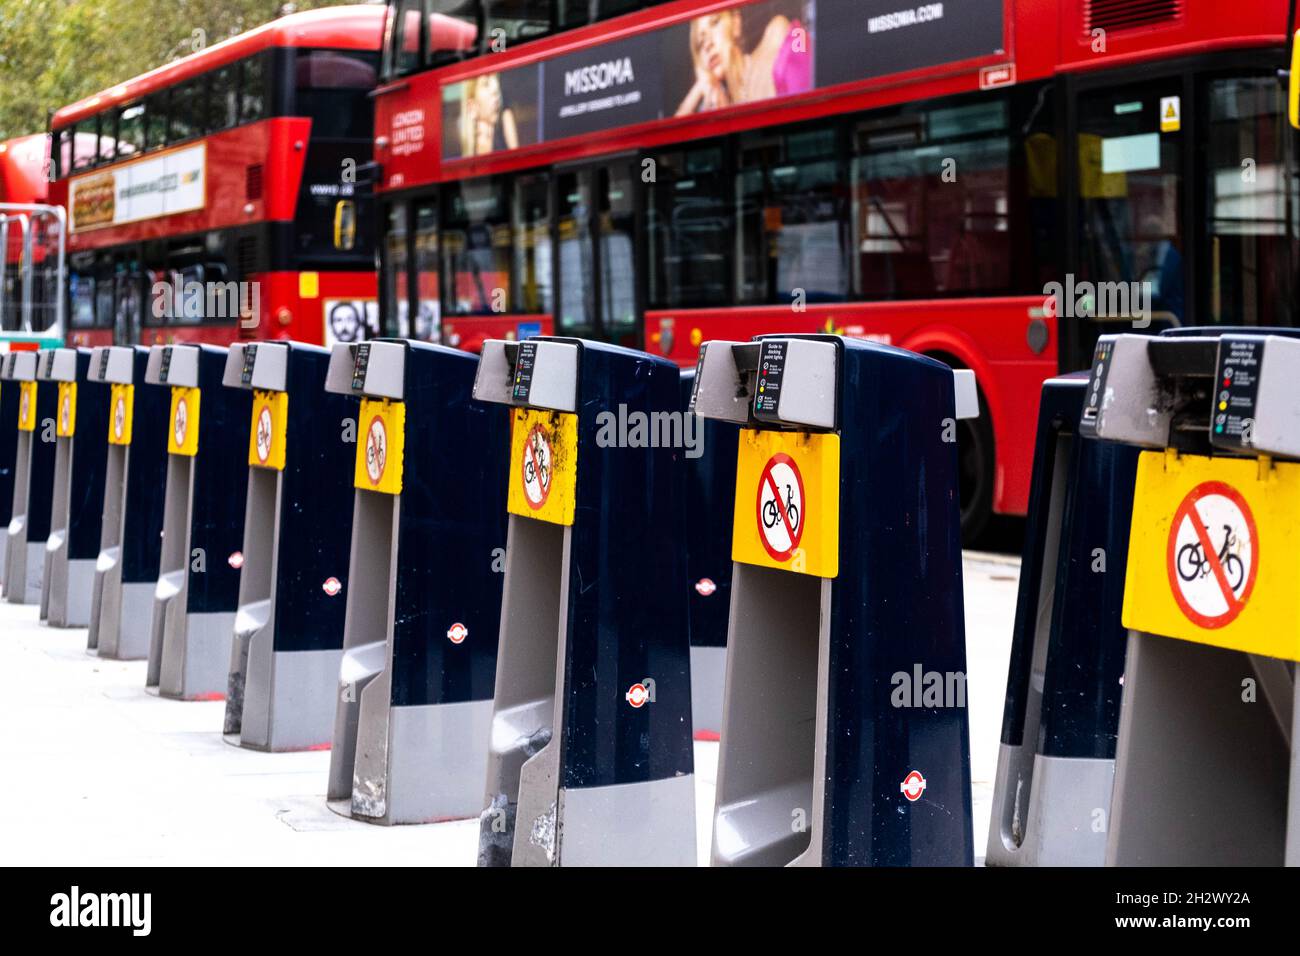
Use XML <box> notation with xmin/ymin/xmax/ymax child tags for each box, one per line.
<box><xmin>1167</xmin><ymin>481</ymin><xmax>1258</xmax><ymax>629</ymax></box>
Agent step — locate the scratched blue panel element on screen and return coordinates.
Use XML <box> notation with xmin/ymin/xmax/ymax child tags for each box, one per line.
<box><xmin>0</xmin><ymin>382</ymin><xmax>17</xmax><ymax>527</ymax></box>
<box><xmin>270</xmin><ymin>343</ymin><xmax>357</xmax><ymax>654</ymax></box>
<box><xmin>821</xmin><ymin>336</ymin><xmax>973</xmax><ymax>867</ymax></box>
<box><xmin>184</xmin><ymin>345</ymin><xmax>251</xmax><ymax>615</ymax></box>
<box><xmin>559</xmin><ymin>339</ymin><xmax>694</xmax><ymax>790</ymax></box>
<box><xmin>680</xmin><ymin>369</ymin><xmax>737</xmax><ymax>652</ymax></box>
<box><xmin>26</xmin><ymin>378</ymin><xmax>59</xmax><ymax>544</ymax></box>
<box><xmin>389</xmin><ymin>341</ymin><xmax>510</xmax><ymax>707</ymax></box>
<box><xmin>121</xmin><ymin>348</ymin><xmax>169</xmax><ymax>585</ymax></box>
<box><xmin>67</xmin><ymin>349</ymin><xmax>110</xmax><ymax>560</ymax></box>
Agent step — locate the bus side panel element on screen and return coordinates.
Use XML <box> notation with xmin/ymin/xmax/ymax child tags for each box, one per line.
<box><xmin>644</xmin><ymin>297</ymin><xmax>1055</xmax><ymax>516</ymax></box>
<box><xmin>440</xmin><ymin>313</ymin><xmax>554</xmax><ymax>353</ymax></box>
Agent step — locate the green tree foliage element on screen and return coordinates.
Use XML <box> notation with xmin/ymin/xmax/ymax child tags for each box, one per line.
<box><xmin>0</xmin><ymin>0</ymin><xmax>353</xmax><ymax>140</ymax></box>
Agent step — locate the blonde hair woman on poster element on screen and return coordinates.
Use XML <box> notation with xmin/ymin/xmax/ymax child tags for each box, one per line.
<box><xmin>459</xmin><ymin>72</ymin><xmax>519</xmax><ymax>157</ymax></box>
<box><xmin>675</xmin><ymin>8</ymin><xmax>812</xmax><ymax>116</ymax></box>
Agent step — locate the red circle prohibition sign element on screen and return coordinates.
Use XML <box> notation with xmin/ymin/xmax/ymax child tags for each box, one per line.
<box><xmin>756</xmin><ymin>452</ymin><xmax>806</xmax><ymax>562</ymax></box>
<box><xmin>255</xmin><ymin>405</ymin><xmax>274</xmax><ymax>463</ymax></box>
<box><xmin>364</xmin><ymin>414</ymin><xmax>387</xmax><ymax>486</ymax></box>
<box><xmin>521</xmin><ymin>424</ymin><xmax>553</xmax><ymax>510</ymax></box>
<box><xmin>1165</xmin><ymin>480</ymin><xmax>1259</xmax><ymax>629</ymax></box>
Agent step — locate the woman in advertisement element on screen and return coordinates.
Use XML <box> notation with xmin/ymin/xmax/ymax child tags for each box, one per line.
<box><xmin>675</xmin><ymin>4</ymin><xmax>812</xmax><ymax>116</ymax></box>
<box><xmin>458</xmin><ymin>72</ymin><xmax>519</xmax><ymax>157</ymax></box>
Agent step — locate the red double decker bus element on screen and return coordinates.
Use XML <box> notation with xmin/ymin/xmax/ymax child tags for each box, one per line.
<box><xmin>1</xmin><ymin>134</ymin><xmax>63</xmax><ymax>350</ymax></box>
<box><xmin>47</xmin><ymin>4</ymin><xmax>386</xmax><ymax>349</ymax></box>
<box><xmin>369</xmin><ymin>0</ymin><xmax>1300</xmax><ymax>537</ymax></box>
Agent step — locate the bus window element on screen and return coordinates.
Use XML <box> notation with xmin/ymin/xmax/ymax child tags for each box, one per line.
<box><xmin>556</xmin><ymin>168</ymin><xmax>596</xmax><ymax>334</ymax></box>
<box><xmin>296</xmin><ymin>50</ymin><xmax>379</xmax><ymax>139</ymax></box>
<box><xmin>413</xmin><ymin>200</ymin><xmax>441</xmax><ymax>341</ymax></box>
<box><xmin>169</xmin><ymin>81</ymin><xmax>202</xmax><ymax>143</ymax></box>
<box><xmin>240</xmin><ymin>55</ymin><xmax>267</xmax><ymax>124</ymax></box>
<box><xmin>853</xmin><ymin>97</ymin><xmax>1013</xmax><ymax>299</ymax></box>
<box><xmin>117</xmin><ymin>103</ymin><xmax>146</xmax><ymax>158</ymax></box>
<box><xmin>390</xmin><ymin>0</ymin><xmax>424</xmax><ymax>75</ymax></box>
<box><xmin>647</xmin><ymin>145</ymin><xmax>734</xmax><ymax>308</ymax></box>
<box><xmin>556</xmin><ymin>0</ymin><xmax>656</xmax><ymax>31</ymax></box>
<box><xmin>383</xmin><ymin>202</ymin><xmax>412</xmax><ymax>336</ymax></box>
<box><xmin>599</xmin><ymin>164</ymin><xmax>636</xmax><ymax>333</ymax></box>
<box><xmin>69</xmin><ymin>254</ymin><xmax>97</xmax><ymax>328</ymax></box>
<box><xmin>737</xmin><ymin>125</ymin><xmax>847</xmax><ymax>305</ymax></box>
<box><xmin>94</xmin><ymin>112</ymin><xmax>115</xmax><ymax>164</ymax></box>
<box><xmin>72</xmin><ymin>122</ymin><xmax>96</xmax><ymax>171</ymax></box>
<box><xmin>53</xmin><ymin>128</ymin><xmax>71</xmax><ymax>180</ymax></box>
<box><xmin>442</xmin><ymin>177</ymin><xmax>513</xmax><ymax>316</ymax></box>
<box><xmin>144</xmin><ymin>93</ymin><xmax>168</xmax><ymax>151</ymax></box>
<box><xmin>1204</xmin><ymin>74</ymin><xmax>1296</xmax><ymax>327</ymax></box>
<box><xmin>1075</xmin><ymin>81</ymin><xmax>1185</xmax><ymax>327</ymax></box>
<box><xmin>95</xmin><ymin>253</ymin><xmax>116</xmax><ymax>326</ymax></box>
<box><xmin>423</xmin><ymin>1</ymin><xmax>480</xmax><ymax>68</ymax></box>
<box><xmin>207</xmin><ymin>65</ymin><xmax>238</xmax><ymax>132</ymax></box>
<box><xmin>486</xmin><ymin>1</ymin><xmax>553</xmax><ymax>48</ymax></box>
<box><xmin>114</xmin><ymin>257</ymin><xmax>144</xmax><ymax>344</ymax></box>
<box><xmin>513</xmin><ymin>173</ymin><xmax>553</xmax><ymax>314</ymax></box>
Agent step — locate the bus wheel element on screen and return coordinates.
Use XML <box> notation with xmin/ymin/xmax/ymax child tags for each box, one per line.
<box><xmin>957</xmin><ymin>390</ymin><xmax>995</xmax><ymax>545</ymax></box>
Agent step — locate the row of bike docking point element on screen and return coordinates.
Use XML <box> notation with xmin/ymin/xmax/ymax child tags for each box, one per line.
<box><xmin>991</xmin><ymin>327</ymin><xmax>1300</xmax><ymax>867</ymax></box>
<box><xmin>0</xmin><ymin>333</ymin><xmax>989</xmax><ymax>866</ymax></box>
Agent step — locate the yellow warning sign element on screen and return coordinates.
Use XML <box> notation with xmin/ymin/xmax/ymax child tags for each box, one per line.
<box><xmin>17</xmin><ymin>381</ymin><xmax>37</xmax><ymax>432</ymax></box>
<box><xmin>167</xmin><ymin>386</ymin><xmax>201</xmax><ymax>457</ymax></box>
<box><xmin>56</xmin><ymin>382</ymin><xmax>76</xmax><ymax>438</ymax></box>
<box><xmin>108</xmin><ymin>384</ymin><xmax>134</xmax><ymax>446</ymax></box>
<box><xmin>1160</xmin><ymin>95</ymin><xmax>1181</xmax><ymax>132</ymax></box>
<box><xmin>507</xmin><ymin>407</ymin><xmax>577</xmax><ymax>527</ymax></box>
<box><xmin>732</xmin><ymin>428</ymin><xmax>839</xmax><ymax>578</ymax></box>
<box><xmin>354</xmin><ymin>397</ymin><xmax>405</xmax><ymax>495</ymax></box>
<box><xmin>1123</xmin><ymin>450</ymin><xmax>1300</xmax><ymax>662</ymax></box>
<box><xmin>248</xmin><ymin>389</ymin><xmax>288</xmax><ymax>471</ymax></box>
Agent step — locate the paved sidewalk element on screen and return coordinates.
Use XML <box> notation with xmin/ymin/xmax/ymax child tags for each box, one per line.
<box><xmin>0</xmin><ymin>552</ymin><xmax>1018</xmax><ymax>866</ymax></box>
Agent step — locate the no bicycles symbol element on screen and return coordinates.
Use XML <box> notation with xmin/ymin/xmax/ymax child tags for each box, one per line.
<box><xmin>255</xmin><ymin>405</ymin><xmax>273</xmax><ymax>464</ymax></box>
<box><xmin>1167</xmin><ymin>481</ymin><xmax>1258</xmax><ymax>629</ymax></box>
<box><xmin>521</xmin><ymin>424</ymin><xmax>552</xmax><ymax>510</ymax></box>
<box><xmin>365</xmin><ymin>415</ymin><xmax>387</xmax><ymax>485</ymax></box>
<box><xmin>756</xmin><ymin>453</ymin><xmax>804</xmax><ymax>562</ymax></box>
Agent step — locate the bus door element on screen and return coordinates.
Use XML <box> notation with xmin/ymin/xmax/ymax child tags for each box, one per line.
<box><xmin>554</xmin><ymin>156</ymin><xmax>641</xmax><ymax>348</ymax></box>
<box><xmin>113</xmin><ymin>252</ymin><xmax>144</xmax><ymax>345</ymax></box>
<box><xmin>1066</xmin><ymin>74</ymin><xmax>1187</xmax><ymax>367</ymax></box>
